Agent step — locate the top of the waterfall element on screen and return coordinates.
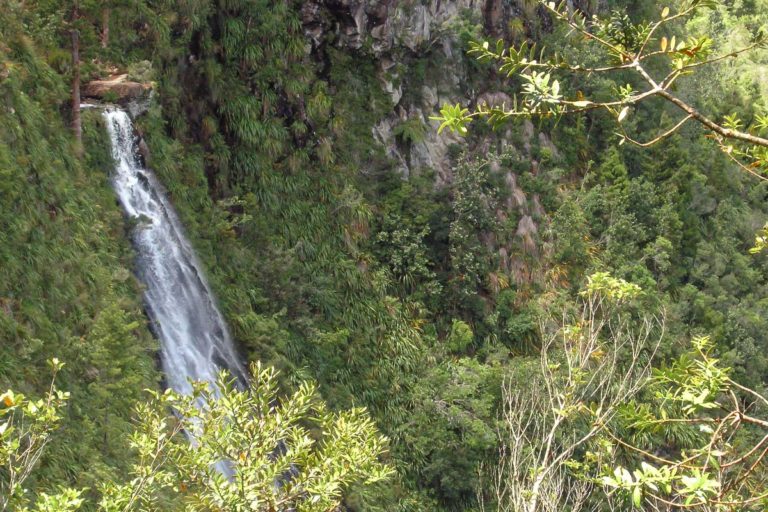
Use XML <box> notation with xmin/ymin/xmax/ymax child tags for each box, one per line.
<box><xmin>81</xmin><ymin>90</ymin><xmax>154</xmax><ymax>119</ymax></box>
<box><xmin>84</xmin><ymin>74</ymin><xmax>152</xmax><ymax>108</ymax></box>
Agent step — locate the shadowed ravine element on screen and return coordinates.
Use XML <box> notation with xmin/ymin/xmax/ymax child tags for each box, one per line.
<box><xmin>104</xmin><ymin>107</ymin><xmax>247</xmax><ymax>396</ymax></box>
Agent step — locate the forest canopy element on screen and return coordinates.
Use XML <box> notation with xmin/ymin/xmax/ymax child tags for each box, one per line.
<box><xmin>2</xmin><ymin>0</ymin><xmax>768</xmax><ymax>510</ymax></box>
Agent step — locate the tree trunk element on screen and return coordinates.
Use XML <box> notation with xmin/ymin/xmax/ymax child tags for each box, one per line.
<box><xmin>483</xmin><ymin>0</ymin><xmax>503</xmax><ymax>37</ymax></box>
<box><xmin>71</xmin><ymin>27</ymin><xmax>82</xmax><ymax>159</ymax></box>
<box><xmin>101</xmin><ymin>8</ymin><xmax>110</xmax><ymax>48</ymax></box>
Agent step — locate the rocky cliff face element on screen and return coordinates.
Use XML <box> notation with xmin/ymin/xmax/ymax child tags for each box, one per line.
<box><xmin>301</xmin><ymin>0</ymin><xmax>578</xmax><ymax>186</ymax></box>
<box><xmin>302</xmin><ymin>0</ymin><xmax>494</xmax><ymax>54</ymax></box>
<box><xmin>301</xmin><ymin>0</ymin><xmax>596</xmax><ymax>54</ymax></box>
<box><xmin>302</xmin><ymin>0</ymin><xmax>574</xmax><ymax>265</ymax></box>
<box><xmin>302</xmin><ymin>0</ymin><xmax>500</xmax><ymax>185</ymax></box>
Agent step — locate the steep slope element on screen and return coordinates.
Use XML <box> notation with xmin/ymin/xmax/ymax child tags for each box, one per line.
<box><xmin>3</xmin><ymin>0</ymin><xmax>768</xmax><ymax>510</ymax></box>
<box><xmin>0</xmin><ymin>13</ymin><xmax>158</xmax><ymax>494</ymax></box>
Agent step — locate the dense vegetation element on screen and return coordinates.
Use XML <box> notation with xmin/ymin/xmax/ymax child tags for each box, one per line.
<box><xmin>2</xmin><ymin>0</ymin><xmax>768</xmax><ymax>510</ymax></box>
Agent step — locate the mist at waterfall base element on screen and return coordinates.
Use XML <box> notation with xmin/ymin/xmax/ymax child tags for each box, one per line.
<box><xmin>103</xmin><ymin>108</ymin><xmax>247</xmax><ymax>397</ymax></box>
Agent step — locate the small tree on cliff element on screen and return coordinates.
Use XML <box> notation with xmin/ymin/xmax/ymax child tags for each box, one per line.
<box><xmin>70</xmin><ymin>0</ymin><xmax>82</xmax><ymax>158</ymax></box>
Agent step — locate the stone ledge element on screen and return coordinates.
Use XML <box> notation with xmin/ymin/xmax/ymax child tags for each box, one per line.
<box><xmin>83</xmin><ymin>74</ymin><xmax>151</xmax><ymax>103</ymax></box>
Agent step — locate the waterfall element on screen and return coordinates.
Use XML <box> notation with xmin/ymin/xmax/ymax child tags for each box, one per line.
<box><xmin>103</xmin><ymin>108</ymin><xmax>247</xmax><ymax>396</ymax></box>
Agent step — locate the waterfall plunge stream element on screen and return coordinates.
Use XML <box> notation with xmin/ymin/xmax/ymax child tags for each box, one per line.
<box><xmin>104</xmin><ymin>108</ymin><xmax>247</xmax><ymax>396</ymax></box>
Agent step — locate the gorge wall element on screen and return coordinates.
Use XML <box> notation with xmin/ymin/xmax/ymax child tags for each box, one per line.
<box><xmin>297</xmin><ymin>0</ymin><xmax>566</xmax><ymax>289</ymax></box>
<box><xmin>301</xmin><ymin>0</ymin><xmax>538</xmax><ymax>184</ymax></box>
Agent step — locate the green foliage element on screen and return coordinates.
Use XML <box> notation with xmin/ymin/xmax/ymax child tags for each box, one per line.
<box><xmin>0</xmin><ymin>16</ymin><xmax>158</xmax><ymax>496</ymax></box>
<box><xmin>393</xmin><ymin>117</ymin><xmax>428</xmax><ymax>144</ymax></box>
<box><xmin>598</xmin><ymin>336</ymin><xmax>768</xmax><ymax>509</ymax></box>
<box><xmin>433</xmin><ymin>103</ymin><xmax>471</xmax><ymax>135</ymax></box>
<box><xmin>448</xmin><ymin>158</ymin><xmax>499</xmax><ymax>309</ymax></box>
<box><xmin>581</xmin><ymin>271</ymin><xmax>643</xmax><ymax>301</ymax></box>
<box><xmin>750</xmin><ymin>222</ymin><xmax>768</xmax><ymax>253</ymax></box>
<box><xmin>487</xmin><ymin>272</ymin><xmax>663</xmax><ymax>512</ymax></box>
<box><xmin>436</xmin><ymin>0</ymin><xmax>768</xmax><ymax>177</ymax></box>
<box><xmin>401</xmin><ymin>357</ymin><xmax>500</xmax><ymax>506</ymax></box>
<box><xmin>0</xmin><ymin>360</ymin><xmax>81</xmax><ymax>512</ymax></box>
<box><xmin>99</xmin><ymin>363</ymin><xmax>393</xmax><ymax>511</ymax></box>
<box><xmin>6</xmin><ymin>0</ymin><xmax>768</xmax><ymax>510</ymax></box>
<box><xmin>2</xmin><ymin>364</ymin><xmax>394</xmax><ymax>511</ymax></box>
<box><xmin>446</xmin><ymin>320</ymin><xmax>474</xmax><ymax>354</ymax></box>
<box><xmin>494</xmin><ymin>290</ymin><xmax>539</xmax><ymax>351</ymax></box>
<box><xmin>375</xmin><ymin>222</ymin><xmax>440</xmax><ymax>297</ymax></box>
<box><xmin>125</xmin><ymin>60</ymin><xmax>153</xmax><ymax>83</ymax></box>
<box><xmin>550</xmin><ymin>197</ymin><xmax>594</xmax><ymax>283</ymax></box>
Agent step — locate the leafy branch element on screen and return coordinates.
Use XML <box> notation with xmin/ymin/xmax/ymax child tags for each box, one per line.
<box><xmin>0</xmin><ymin>359</ymin><xmax>83</xmax><ymax>512</ymax></box>
<box><xmin>1</xmin><ymin>361</ymin><xmax>394</xmax><ymax>511</ymax></box>
<box><xmin>487</xmin><ymin>275</ymin><xmax>768</xmax><ymax>510</ymax></box>
<box><xmin>434</xmin><ymin>0</ymin><xmax>768</xmax><ymax>177</ymax></box>
<box><xmin>599</xmin><ymin>336</ymin><xmax>768</xmax><ymax>509</ymax></box>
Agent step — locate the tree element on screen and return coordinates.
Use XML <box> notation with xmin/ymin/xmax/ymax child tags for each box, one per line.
<box><xmin>0</xmin><ymin>359</ymin><xmax>77</xmax><ymax>512</ymax></box>
<box><xmin>482</xmin><ymin>273</ymin><xmax>768</xmax><ymax>511</ymax></box>
<box><xmin>70</xmin><ymin>0</ymin><xmax>82</xmax><ymax>158</ymax></box>
<box><xmin>598</xmin><ymin>335</ymin><xmax>768</xmax><ymax>510</ymax></box>
<box><xmin>434</xmin><ymin>0</ymin><xmax>768</xmax><ymax>179</ymax></box>
<box><xmin>1</xmin><ymin>361</ymin><xmax>393</xmax><ymax>511</ymax></box>
<box><xmin>480</xmin><ymin>273</ymin><xmax>664</xmax><ymax>512</ymax></box>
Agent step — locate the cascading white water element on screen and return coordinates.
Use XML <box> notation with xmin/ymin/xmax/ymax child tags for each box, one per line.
<box><xmin>103</xmin><ymin>108</ymin><xmax>247</xmax><ymax>395</ymax></box>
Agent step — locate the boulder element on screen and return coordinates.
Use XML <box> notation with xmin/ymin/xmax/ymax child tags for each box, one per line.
<box><xmin>421</xmin><ymin>85</ymin><xmax>438</xmax><ymax>109</ymax></box>
<box><xmin>392</xmin><ymin>5</ymin><xmax>431</xmax><ymax>52</ymax></box>
<box><xmin>83</xmin><ymin>74</ymin><xmax>151</xmax><ymax>103</ymax></box>
<box><xmin>382</xmin><ymin>78</ymin><xmax>403</xmax><ymax>106</ymax></box>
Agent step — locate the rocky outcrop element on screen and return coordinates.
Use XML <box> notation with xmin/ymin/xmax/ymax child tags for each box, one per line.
<box><xmin>302</xmin><ymin>0</ymin><xmax>490</xmax><ymax>55</ymax></box>
<box><xmin>83</xmin><ymin>74</ymin><xmax>151</xmax><ymax>103</ymax></box>
<box><xmin>302</xmin><ymin>0</ymin><xmax>577</xmax><ymax>185</ymax></box>
<box><xmin>300</xmin><ymin>0</ymin><xmax>518</xmax><ymax>183</ymax></box>
<box><xmin>302</xmin><ymin>0</ymin><xmax>596</xmax><ymax>55</ymax></box>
